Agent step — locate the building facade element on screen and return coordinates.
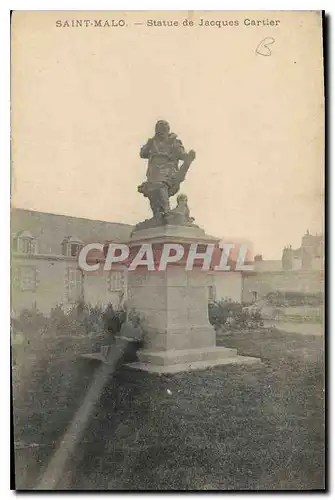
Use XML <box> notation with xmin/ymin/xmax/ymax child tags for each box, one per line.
<box><xmin>11</xmin><ymin>209</ymin><xmax>132</xmax><ymax>315</ymax></box>
<box><xmin>11</xmin><ymin>209</ymin><xmax>324</xmax><ymax>315</ymax></box>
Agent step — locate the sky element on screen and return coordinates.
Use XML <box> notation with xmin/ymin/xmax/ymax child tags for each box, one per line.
<box><xmin>11</xmin><ymin>11</ymin><xmax>324</xmax><ymax>259</ymax></box>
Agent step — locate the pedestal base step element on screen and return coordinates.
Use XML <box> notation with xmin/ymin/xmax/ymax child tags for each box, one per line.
<box><xmin>137</xmin><ymin>346</ymin><xmax>239</xmax><ymax>366</ymax></box>
<box><xmin>128</xmin><ymin>346</ymin><xmax>261</xmax><ymax>374</ymax></box>
<box><xmin>128</xmin><ymin>355</ymin><xmax>261</xmax><ymax>374</ymax></box>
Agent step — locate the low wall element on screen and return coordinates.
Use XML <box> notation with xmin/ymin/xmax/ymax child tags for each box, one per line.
<box><xmin>242</xmin><ymin>270</ymin><xmax>324</xmax><ymax>303</ymax></box>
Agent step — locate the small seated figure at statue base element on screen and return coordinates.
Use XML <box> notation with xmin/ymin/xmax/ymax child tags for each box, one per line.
<box><xmin>166</xmin><ymin>194</ymin><xmax>197</xmax><ymax>227</ymax></box>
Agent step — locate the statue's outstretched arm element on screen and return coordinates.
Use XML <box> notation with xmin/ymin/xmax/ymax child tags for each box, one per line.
<box><xmin>176</xmin><ymin>149</ymin><xmax>196</xmax><ymax>183</ymax></box>
<box><xmin>175</xmin><ymin>139</ymin><xmax>188</xmax><ymax>161</ymax></box>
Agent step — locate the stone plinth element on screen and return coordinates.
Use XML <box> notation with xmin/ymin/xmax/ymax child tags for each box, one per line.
<box><xmin>130</xmin><ymin>224</ymin><xmax>211</xmax><ymax>242</ymax></box>
<box><xmin>126</xmin><ymin>225</ymin><xmax>260</xmax><ymax>373</ymax></box>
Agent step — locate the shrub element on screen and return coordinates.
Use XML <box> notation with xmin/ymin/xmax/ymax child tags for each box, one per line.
<box><xmin>128</xmin><ymin>308</ymin><xmax>141</xmax><ymax>327</ymax></box>
<box><xmin>48</xmin><ymin>303</ymin><xmax>82</xmax><ymax>336</ymax></box>
<box><xmin>265</xmin><ymin>290</ymin><xmax>324</xmax><ymax>307</ymax></box>
<box><xmin>103</xmin><ymin>303</ymin><xmax>126</xmax><ymax>335</ymax></box>
<box><xmin>47</xmin><ymin>302</ymin><xmax>126</xmax><ymax>338</ymax></box>
<box><xmin>208</xmin><ymin>299</ymin><xmax>264</xmax><ymax>331</ymax></box>
<box><xmin>15</xmin><ymin>308</ymin><xmax>48</xmax><ymax>335</ymax></box>
<box><xmin>81</xmin><ymin>304</ymin><xmax>105</xmax><ymax>334</ymax></box>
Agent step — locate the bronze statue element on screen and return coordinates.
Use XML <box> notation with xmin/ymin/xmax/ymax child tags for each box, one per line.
<box><xmin>138</xmin><ymin>120</ymin><xmax>196</xmax><ymax>223</ymax></box>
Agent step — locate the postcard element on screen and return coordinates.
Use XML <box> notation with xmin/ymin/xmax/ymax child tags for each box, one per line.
<box><xmin>11</xmin><ymin>11</ymin><xmax>325</xmax><ymax>491</ymax></box>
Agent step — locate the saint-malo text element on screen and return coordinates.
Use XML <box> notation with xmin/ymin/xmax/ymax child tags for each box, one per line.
<box><xmin>56</xmin><ymin>19</ymin><xmax>126</xmax><ymax>28</ymax></box>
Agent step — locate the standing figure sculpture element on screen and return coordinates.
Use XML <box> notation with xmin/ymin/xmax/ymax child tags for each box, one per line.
<box><xmin>138</xmin><ymin>120</ymin><xmax>196</xmax><ymax>224</ymax></box>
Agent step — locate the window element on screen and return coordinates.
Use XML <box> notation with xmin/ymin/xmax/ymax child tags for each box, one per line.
<box><xmin>208</xmin><ymin>285</ymin><xmax>216</xmax><ymax>303</ymax></box>
<box><xmin>108</xmin><ymin>271</ymin><xmax>125</xmax><ymax>292</ymax></box>
<box><xmin>70</xmin><ymin>244</ymin><xmax>81</xmax><ymax>257</ymax></box>
<box><xmin>14</xmin><ymin>231</ymin><xmax>37</xmax><ymax>255</ymax></box>
<box><xmin>18</xmin><ymin>238</ymin><xmax>31</xmax><ymax>254</ymax></box>
<box><xmin>19</xmin><ymin>266</ymin><xmax>37</xmax><ymax>292</ymax></box>
<box><xmin>66</xmin><ymin>268</ymin><xmax>84</xmax><ymax>302</ymax></box>
<box><xmin>61</xmin><ymin>237</ymin><xmax>83</xmax><ymax>257</ymax></box>
<box><xmin>30</xmin><ymin>240</ymin><xmax>38</xmax><ymax>254</ymax></box>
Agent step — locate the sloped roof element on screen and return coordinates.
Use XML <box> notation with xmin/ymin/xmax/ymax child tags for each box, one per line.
<box><xmin>61</xmin><ymin>236</ymin><xmax>84</xmax><ymax>244</ymax></box>
<box><xmin>13</xmin><ymin>230</ymin><xmax>34</xmax><ymax>240</ymax></box>
<box><xmin>11</xmin><ymin>208</ymin><xmax>133</xmax><ymax>256</ymax></box>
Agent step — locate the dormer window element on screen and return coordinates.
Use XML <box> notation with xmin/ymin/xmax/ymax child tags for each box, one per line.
<box><xmin>70</xmin><ymin>243</ymin><xmax>79</xmax><ymax>257</ymax></box>
<box><xmin>61</xmin><ymin>236</ymin><xmax>83</xmax><ymax>257</ymax></box>
<box><xmin>13</xmin><ymin>231</ymin><xmax>37</xmax><ymax>255</ymax></box>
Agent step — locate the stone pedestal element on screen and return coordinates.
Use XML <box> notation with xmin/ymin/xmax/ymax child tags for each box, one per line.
<box><xmin>127</xmin><ymin>225</ymin><xmax>260</xmax><ymax>374</ymax></box>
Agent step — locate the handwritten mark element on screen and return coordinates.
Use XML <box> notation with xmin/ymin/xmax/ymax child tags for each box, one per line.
<box><xmin>256</xmin><ymin>37</ymin><xmax>275</xmax><ymax>57</ymax></box>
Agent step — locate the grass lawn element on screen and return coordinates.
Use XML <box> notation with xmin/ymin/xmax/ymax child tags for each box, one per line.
<box><xmin>13</xmin><ymin>328</ymin><xmax>325</xmax><ymax>491</ymax></box>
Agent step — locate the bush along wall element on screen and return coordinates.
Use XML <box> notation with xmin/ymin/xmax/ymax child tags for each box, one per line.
<box><xmin>208</xmin><ymin>299</ymin><xmax>264</xmax><ymax>332</ymax></box>
<box><xmin>265</xmin><ymin>290</ymin><xmax>324</xmax><ymax>307</ymax></box>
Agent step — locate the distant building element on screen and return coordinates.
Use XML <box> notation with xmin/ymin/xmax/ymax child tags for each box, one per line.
<box><xmin>296</xmin><ymin>230</ymin><xmax>324</xmax><ymax>271</ymax></box>
<box><xmin>242</xmin><ymin>230</ymin><xmax>324</xmax><ymax>303</ymax></box>
<box><xmin>11</xmin><ymin>208</ymin><xmax>132</xmax><ymax>315</ymax></box>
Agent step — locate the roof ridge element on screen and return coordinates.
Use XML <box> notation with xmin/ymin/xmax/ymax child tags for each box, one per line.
<box><xmin>11</xmin><ymin>207</ymin><xmax>134</xmax><ymax>227</ymax></box>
